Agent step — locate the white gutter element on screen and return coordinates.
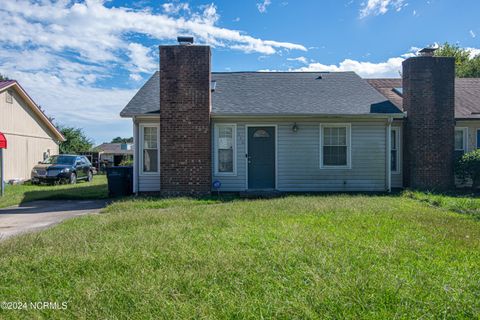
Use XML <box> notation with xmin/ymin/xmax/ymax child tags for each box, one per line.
<box><xmin>127</xmin><ymin>113</ymin><xmax>406</xmax><ymax>119</ymax></box>
<box><xmin>132</xmin><ymin>116</ymin><xmax>139</xmax><ymax>195</ymax></box>
<box><xmin>211</xmin><ymin>113</ymin><xmax>406</xmax><ymax>119</ymax></box>
<box><xmin>386</xmin><ymin>117</ymin><xmax>393</xmax><ymax>193</ymax></box>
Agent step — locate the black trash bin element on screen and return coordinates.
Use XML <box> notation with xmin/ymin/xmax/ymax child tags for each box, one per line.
<box><xmin>106</xmin><ymin>166</ymin><xmax>133</xmax><ymax>197</ymax></box>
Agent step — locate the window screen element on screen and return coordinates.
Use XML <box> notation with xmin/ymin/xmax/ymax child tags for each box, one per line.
<box><xmin>322</xmin><ymin>126</ymin><xmax>348</xmax><ymax>167</ymax></box>
<box><xmin>143</xmin><ymin>127</ymin><xmax>158</xmax><ymax>173</ymax></box>
<box><xmin>217</xmin><ymin>125</ymin><xmax>235</xmax><ymax>173</ymax></box>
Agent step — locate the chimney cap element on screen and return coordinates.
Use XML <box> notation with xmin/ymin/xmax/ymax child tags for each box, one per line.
<box><xmin>418</xmin><ymin>47</ymin><xmax>437</xmax><ymax>56</ymax></box>
<box><xmin>177</xmin><ymin>36</ymin><xmax>194</xmax><ymax>45</ymax></box>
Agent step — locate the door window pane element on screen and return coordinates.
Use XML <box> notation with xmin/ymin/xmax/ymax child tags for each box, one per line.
<box><xmin>253</xmin><ymin>129</ymin><xmax>270</xmax><ymax>138</ymax></box>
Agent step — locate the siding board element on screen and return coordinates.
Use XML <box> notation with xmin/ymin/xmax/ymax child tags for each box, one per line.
<box><xmin>0</xmin><ymin>90</ymin><xmax>60</xmax><ymax>181</ymax></box>
<box><xmin>212</xmin><ymin>119</ymin><xmax>389</xmax><ymax>192</ymax></box>
<box><xmin>137</xmin><ymin>118</ymin><xmax>398</xmax><ymax>192</ymax></box>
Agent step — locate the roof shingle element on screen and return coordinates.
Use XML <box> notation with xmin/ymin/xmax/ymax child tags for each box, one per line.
<box><xmin>120</xmin><ymin>72</ymin><xmax>402</xmax><ymax>117</ymax></box>
<box><xmin>368</xmin><ymin>78</ymin><xmax>480</xmax><ymax>119</ymax></box>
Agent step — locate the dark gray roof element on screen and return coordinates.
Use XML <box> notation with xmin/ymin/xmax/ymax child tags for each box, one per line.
<box><xmin>120</xmin><ymin>71</ymin><xmax>402</xmax><ymax>117</ymax></box>
<box><xmin>120</xmin><ymin>72</ymin><xmax>159</xmax><ymax>117</ymax></box>
<box><xmin>211</xmin><ymin>72</ymin><xmax>401</xmax><ymax>115</ymax></box>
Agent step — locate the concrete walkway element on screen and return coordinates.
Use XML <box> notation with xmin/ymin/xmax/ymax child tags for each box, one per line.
<box><xmin>0</xmin><ymin>200</ymin><xmax>108</xmax><ymax>240</ymax></box>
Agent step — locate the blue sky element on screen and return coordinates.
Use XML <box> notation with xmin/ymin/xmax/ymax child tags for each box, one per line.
<box><xmin>0</xmin><ymin>0</ymin><xmax>479</xmax><ymax>144</ymax></box>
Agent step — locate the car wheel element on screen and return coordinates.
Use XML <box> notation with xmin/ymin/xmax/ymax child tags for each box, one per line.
<box><xmin>87</xmin><ymin>171</ymin><xmax>93</xmax><ymax>182</ymax></box>
<box><xmin>69</xmin><ymin>172</ymin><xmax>77</xmax><ymax>184</ymax></box>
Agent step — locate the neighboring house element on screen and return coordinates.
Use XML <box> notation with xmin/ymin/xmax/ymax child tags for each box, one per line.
<box><xmin>367</xmin><ymin>78</ymin><xmax>480</xmax><ymax>156</ymax></box>
<box><xmin>95</xmin><ymin>143</ymin><xmax>134</xmax><ymax>166</ymax></box>
<box><xmin>120</xmin><ymin>39</ymin><xmax>480</xmax><ymax>194</ymax></box>
<box><xmin>0</xmin><ymin>80</ymin><xmax>65</xmax><ymax>182</ymax></box>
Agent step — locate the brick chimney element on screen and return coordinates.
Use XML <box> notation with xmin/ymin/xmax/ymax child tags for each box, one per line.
<box><xmin>402</xmin><ymin>51</ymin><xmax>455</xmax><ymax>190</ymax></box>
<box><xmin>159</xmin><ymin>38</ymin><xmax>212</xmax><ymax>195</ymax></box>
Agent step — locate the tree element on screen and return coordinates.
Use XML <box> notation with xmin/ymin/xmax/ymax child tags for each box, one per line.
<box><xmin>434</xmin><ymin>43</ymin><xmax>480</xmax><ymax>77</ymax></box>
<box><xmin>59</xmin><ymin>126</ymin><xmax>94</xmax><ymax>154</ymax></box>
<box><xmin>0</xmin><ymin>74</ymin><xmax>9</xmax><ymax>81</ymax></box>
<box><xmin>111</xmin><ymin>136</ymin><xmax>133</xmax><ymax>144</ymax></box>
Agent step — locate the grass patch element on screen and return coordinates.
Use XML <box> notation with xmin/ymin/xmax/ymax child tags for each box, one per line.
<box><xmin>0</xmin><ymin>175</ymin><xmax>108</xmax><ymax>208</ymax></box>
<box><xmin>404</xmin><ymin>190</ymin><xmax>480</xmax><ymax>218</ymax></box>
<box><xmin>1</xmin><ymin>195</ymin><xmax>480</xmax><ymax>319</ymax></box>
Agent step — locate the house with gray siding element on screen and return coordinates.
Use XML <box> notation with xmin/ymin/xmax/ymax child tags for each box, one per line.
<box><xmin>120</xmin><ymin>39</ymin><xmax>480</xmax><ymax>195</ymax></box>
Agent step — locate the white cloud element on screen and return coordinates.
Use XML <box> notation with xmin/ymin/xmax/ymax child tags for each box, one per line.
<box><xmin>291</xmin><ymin>57</ymin><xmax>404</xmax><ymax>78</ymax></box>
<box><xmin>257</xmin><ymin>0</ymin><xmax>272</xmax><ymax>13</ymax></box>
<box><xmin>467</xmin><ymin>47</ymin><xmax>480</xmax><ymax>58</ymax></box>
<box><xmin>127</xmin><ymin>43</ymin><xmax>157</xmax><ymax>73</ymax></box>
<box><xmin>470</xmin><ymin>30</ymin><xmax>476</xmax><ymax>38</ymax></box>
<box><xmin>269</xmin><ymin>45</ymin><xmax>480</xmax><ymax>78</ymax></box>
<box><xmin>162</xmin><ymin>2</ymin><xmax>190</xmax><ymax>14</ymax></box>
<box><xmin>129</xmin><ymin>73</ymin><xmax>143</xmax><ymax>81</ymax></box>
<box><xmin>360</xmin><ymin>0</ymin><xmax>407</xmax><ymax>18</ymax></box>
<box><xmin>0</xmin><ymin>0</ymin><xmax>306</xmax><ymax>61</ymax></box>
<box><xmin>0</xmin><ymin>0</ymin><xmax>306</xmax><ymax>142</ymax></box>
<box><xmin>287</xmin><ymin>56</ymin><xmax>308</xmax><ymax>64</ymax></box>
<box><xmin>2</xmin><ymin>66</ymin><xmax>136</xmax><ymax>143</ymax></box>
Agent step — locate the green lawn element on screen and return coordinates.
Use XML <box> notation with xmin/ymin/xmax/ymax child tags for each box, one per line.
<box><xmin>1</xmin><ymin>195</ymin><xmax>480</xmax><ymax>319</ymax></box>
<box><xmin>0</xmin><ymin>175</ymin><xmax>108</xmax><ymax>208</ymax></box>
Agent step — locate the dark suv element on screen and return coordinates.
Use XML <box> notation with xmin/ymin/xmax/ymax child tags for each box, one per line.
<box><xmin>31</xmin><ymin>155</ymin><xmax>94</xmax><ymax>184</ymax></box>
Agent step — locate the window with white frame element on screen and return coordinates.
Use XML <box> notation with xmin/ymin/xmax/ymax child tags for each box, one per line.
<box><xmin>141</xmin><ymin>126</ymin><xmax>159</xmax><ymax>174</ymax></box>
<box><xmin>391</xmin><ymin>128</ymin><xmax>400</xmax><ymax>173</ymax></box>
<box><xmin>320</xmin><ymin>124</ymin><xmax>351</xmax><ymax>168</ymax></box>
<box><xmin>215</xmin><ymin>124</ymin><xmax>236</xmax><ymax>175</ymax></box>
<box><xmin>454</xmin><ymin>128</ymin><xmax>467</xmax><ymax>161</ymax></box>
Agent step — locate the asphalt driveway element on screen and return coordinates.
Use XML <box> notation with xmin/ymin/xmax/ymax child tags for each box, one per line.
<box><xmin>0</xmin><ymin>200</ymin><xmax>108</xmax><ymax>240</ymax></box>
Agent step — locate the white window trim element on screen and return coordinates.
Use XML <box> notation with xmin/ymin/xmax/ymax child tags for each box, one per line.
<box><xmin>139</xmin><ymin>124</ymin><xmax>160</xmax><ymax>176</ymax></box>
<box><xmin>319</xmin><ymin>123</ymin><xmax>352</xmax><ymax>169</ymax></box>
<box><xmin>455</xmin><ymin>127</ymin><xmax>468</xmax><ymax>153</ymax></box>
<box><xmin>391</xmin><ymin>127</ymin><xmax>401</xmax><ymax>174</ymax></box>
<box><xmin>214</xmin><ymin>123</ymin><xmax>237</xmax><ymax>176</ymax></box>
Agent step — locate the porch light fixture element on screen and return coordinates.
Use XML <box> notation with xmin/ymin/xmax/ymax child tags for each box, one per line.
<box><xmin>292</xmin><ymin>123</ymin><xmax>299</xmax><ymax>133</ymax></box>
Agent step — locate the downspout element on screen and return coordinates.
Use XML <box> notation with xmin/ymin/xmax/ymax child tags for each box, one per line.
<box><xmin>132</xmin><ymin>116</ymin><xmax>139</xmax><ymax>195</ymax></box>
<box><xmin>386</xmin><ymin>117</ymin><xmax>393</xmax><ymax>193</ymax></box>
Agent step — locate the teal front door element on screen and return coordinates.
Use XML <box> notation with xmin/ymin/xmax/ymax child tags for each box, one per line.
<box><xmin>247</xmin><ymin>126</ymin><xmax>275</xmax><ymax>189</ymax></box>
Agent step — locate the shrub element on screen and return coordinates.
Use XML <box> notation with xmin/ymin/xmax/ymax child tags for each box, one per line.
<box><xmin>119</xmin><ymin>157</ymin><xmax>133</xmax><ymax>167</ymax></box>
<box><xmin>455</xmin><ymin>149</ymin><xmax>480</xmax><ymax>188</ymax></box>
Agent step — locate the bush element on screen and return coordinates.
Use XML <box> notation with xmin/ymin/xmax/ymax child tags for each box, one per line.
<box><xmin>455</xmin><ymin>149</ymin><xmax>480</xmax><ymax>188</ymax></box>
<box><xmin>119</xmin><ymin>157</ymin><xmax>133</xmax><ymax>166</ymax></box>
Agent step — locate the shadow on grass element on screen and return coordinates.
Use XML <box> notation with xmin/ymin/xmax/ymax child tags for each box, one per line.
<box><xmin>1</xmin><ymin>199</ymin><xmax>108</xmax><ymax>215</ymax></box>
<box><xmin>128</xmin><ymin>190</ymin><xmax>404</xmax><ymax>205</ymax></box>
<box><xmin>20</xmin><ymin>182</ymin><xmax>109</xmax><ymax>205</ymax></box>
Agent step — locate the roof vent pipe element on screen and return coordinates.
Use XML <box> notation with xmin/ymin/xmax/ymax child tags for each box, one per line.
<box><xmin>177</xmin><ymin>36</ymin><xmax>194</xmax><ymax>45</ymax></box>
